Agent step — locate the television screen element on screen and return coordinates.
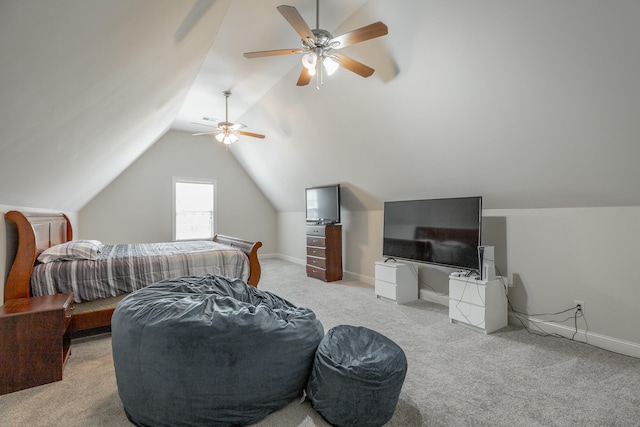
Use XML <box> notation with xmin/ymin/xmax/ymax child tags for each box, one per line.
<box><xmin>306</xmin><ymin>184</ymin><xmax>341</xmax><ymax>224</ymax></box>
<box><xmin>383</xmin><ymin>196</ymin><xmax>482</xmax><ymax>270</ymax></box>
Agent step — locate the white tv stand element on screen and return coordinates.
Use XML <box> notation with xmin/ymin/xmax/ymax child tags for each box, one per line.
<box><xmin>449</xmin><ymin>274</ymin><xmax>508</xmax><ymax>334</ymax></box>
<box><xmin>374</xmin><ymin>261</ymin><xmax>418</xmax><ymax>304</ymax></box>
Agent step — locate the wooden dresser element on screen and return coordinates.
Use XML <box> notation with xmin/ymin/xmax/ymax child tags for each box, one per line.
<box><xmin>306</xmin><ymin>224</ymin><xmax>343</xmax><ymax>282</ymax></box>
<box><xmin>0</xmin><ymin>293</ymin><xmax>73</xmax><ymax>395</ymax></box>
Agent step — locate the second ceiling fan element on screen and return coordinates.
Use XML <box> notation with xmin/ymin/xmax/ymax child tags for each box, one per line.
<box><xmin>192</xmin><ymin>91</ymin><xmax>265</xmax><ymax>145</ymax></box>
<box><xmin>244</xmin><ymin>0</ymin><xmax>388</xmax><ymax>89</ymax></box>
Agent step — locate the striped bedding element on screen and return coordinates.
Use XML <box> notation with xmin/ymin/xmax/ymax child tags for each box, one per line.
<box><xmin>31</xmin><ymin>241</ymin><xmax>250</xmax><ymax>303</ymax></box>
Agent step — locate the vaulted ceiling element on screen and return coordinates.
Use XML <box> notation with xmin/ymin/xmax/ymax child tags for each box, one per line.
<box><xmin>2</xmin><ymin>0</ymin><xmax>640</xmax><ymax>214</ymax></box>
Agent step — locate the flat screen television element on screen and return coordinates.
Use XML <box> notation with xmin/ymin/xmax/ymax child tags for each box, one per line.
<box><xmin>306</xmin><ymin>184</ymin><xmax>341</xmax><ymax>224</ymax></box>
<box><xmin>383</xmin><ymin>196</ymin><xmax>482</xmax><ymax>271</ymax></box>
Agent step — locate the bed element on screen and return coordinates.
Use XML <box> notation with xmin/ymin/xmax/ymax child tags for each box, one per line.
<box><xmin>3</xmin><ymin>210</ymin><xmax>262</xmax><ymax>335</ymax></box>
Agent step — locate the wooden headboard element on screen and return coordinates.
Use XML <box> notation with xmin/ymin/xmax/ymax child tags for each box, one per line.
<box><xmin>4</xmin><ymin>211</ymin><xmax>73</xmax><ymax>301</ymax></box>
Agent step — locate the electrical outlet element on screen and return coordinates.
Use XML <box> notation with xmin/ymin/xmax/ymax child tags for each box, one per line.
<box><xmin>574</xmin><ymin>300</ymin><xmax>585</xmax><ymax>313</ymax></box>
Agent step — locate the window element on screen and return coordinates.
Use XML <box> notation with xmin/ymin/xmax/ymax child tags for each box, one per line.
<box><xmin>173</xmin><ymin>177</ymin><xmax>215</xmax><ymax>241</ymax></box>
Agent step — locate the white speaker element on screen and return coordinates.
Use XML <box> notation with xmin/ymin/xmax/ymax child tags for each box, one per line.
<box><xmin>478</xmin><ymin>246</ymin><xmax>495</xmax><ymax>281</ymax></box>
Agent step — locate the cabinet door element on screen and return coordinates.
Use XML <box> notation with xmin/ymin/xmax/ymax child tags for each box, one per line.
<box><xmin>306</xmin><ymin>265</ymin><xmax>327</xmax><ymax>281</ymax></box>
<box><xmin>307</xmin><ymin>256</ymin><xmax>326</xmax><ymax>269</ymax></box>
<box><xmin>306</xmin><ymin>236</ymin><xmax>326</xmax><ymax>248</ymax></box>
<box><xmin>449</xmin><ymin>279</ymin><xmax>486</xmax><ymax>306</ymax></box>
<box><xmin>306</xmin><ymin>226</ymin><xmax>326</xmax><ymax>237</ymax></box>
<box><xmin>306</xmin><ymin>247</ymin><xmax>326</xmax><ymax>258</ymax></box>
<box><xmin>375</xmin><ymin>264</ymin><xmax>399</xmax><ymax>284</ymax></box>
<box><xmin>450</xmin><ymin>301</ymin><xmax>487</xmax><ymax>330</ymax></box>
<box><xmin>375</xmin><ymin>280</ymin><xmax>397</xmax><ymax>300</ymax></box>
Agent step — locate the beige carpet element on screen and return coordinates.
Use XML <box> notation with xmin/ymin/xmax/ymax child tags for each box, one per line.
<box><xmin>1</xmin><ymin>258</ymin><xmax>639</xmax><ymax>426</ymax></box>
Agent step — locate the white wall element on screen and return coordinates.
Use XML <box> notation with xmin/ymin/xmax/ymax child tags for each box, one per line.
<box><xmin>493</xmin><ymin>207</ymin><xmax>640</xmax><ymax>356</ymax></box>
<box><xmin>79</xmin><ymin>130</ymin><xmax>277</xmax><ymax>255</ymax></box>
<box><xmin>278</xmin><ymin>206</ymin><xmax>640</xmax><ymax>357</ymax></box>
<box><xmin>2</xmin><ymin>129</ymin><xmax>277</xmax><ymax>304</ymax></box>
<box><xmin>234</xmin><ymin>0</ymin><xmax>640</xmax><ymax>215</ymax></box>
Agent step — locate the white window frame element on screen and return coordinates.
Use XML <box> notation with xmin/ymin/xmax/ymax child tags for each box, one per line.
<box><xmin>172</xmin><ymin>177</ymin><xmax>217</xmax><ymax>241</ymax></box>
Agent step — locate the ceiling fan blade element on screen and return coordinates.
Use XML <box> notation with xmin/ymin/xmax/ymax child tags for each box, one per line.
<box><xmin>277</xmin><ymin>5</ymin><xmax>316</xmax><ymax>44</ymax></box>
<box><xmin>229</xmin><ymin>122</ymin><xmax>247</xmax><ymax>130</ymax></box>
<box><xmin>237</xmin><ymin>130</ymin><xmax>266</xmax><ymax>139</ymax></box>
<box><xmin>190</xmin><ymin>122</ymin><xmax>217</xmax><ymax>128</ymax></box>
<box><xmin>296</xmin><ymin>68</ymin><xmax>313</xmax><ymax>86</ymax></box>
<box><xmin>330</xmin><ymin>21</ymin><xmax>388</xmax><ymax>49</ymax></box>
<box><xmin>244</xmin><ymin>48</ymin><xmax>303</xmax><ymax>58</ymax></box>
<box><xmin>192</xmin><ymin>130</ymin><xmax>220</xmax><ymax>136</ymax></box>
<box><xmin>333</xmin><ymin>53</ymin><xmax>375</xmax><ymax>78</ymax></box>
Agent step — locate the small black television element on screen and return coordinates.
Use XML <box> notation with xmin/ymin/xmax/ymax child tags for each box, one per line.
<box><xmin>306</xmin><ymin>184</ymin><xmax>341</xmax><ymax>224</ymax></box>
<box><xmin>383</xmin><ymin>196</ymin><xmax>482</xmax><ymax>271</ymax></box>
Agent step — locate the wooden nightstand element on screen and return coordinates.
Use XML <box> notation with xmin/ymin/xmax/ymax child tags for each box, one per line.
<box><xmin>0</xmin><ymin>293</ymin><xmax>74</xmax><ymax>395</ymax></box>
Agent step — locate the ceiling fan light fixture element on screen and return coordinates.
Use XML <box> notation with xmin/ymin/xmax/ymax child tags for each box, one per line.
<box><xmin>216</xmin><ymin>132</ymin><xmax>238</xmax><ymax>145</ymax></box>
<box><xmin>302</xmin><ymin>52</ymin><xmax>317</xmax><ymax>70</ymax></box>
<box><xmin>323</xmin><ymin>56</ymin><xmax>339</xmax><ymax>76</ymax></box>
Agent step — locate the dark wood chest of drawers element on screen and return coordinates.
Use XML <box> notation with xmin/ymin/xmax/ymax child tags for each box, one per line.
<box><xmin>306</xmin><ymin>224</ymin><xmax>342</xmax><ymax>282</ymax></box>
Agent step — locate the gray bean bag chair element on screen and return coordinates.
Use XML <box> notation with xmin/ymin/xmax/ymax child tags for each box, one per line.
<box><xmin>111</xmin><ymin>274</ymin><xmax>324</xmax><ymax>427</ymax></box>
<box><xmin>306</xmin><ymin>325</ymin><xmax>407</xmax><ymax>427</ymax></box>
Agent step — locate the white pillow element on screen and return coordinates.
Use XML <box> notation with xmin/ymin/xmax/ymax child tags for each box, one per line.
<box><xmin>37</xmin><ymin>240</ymin><xmax>103</xmax><ymax>263</ymax></box>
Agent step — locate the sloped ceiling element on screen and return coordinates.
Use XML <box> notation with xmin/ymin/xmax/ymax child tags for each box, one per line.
<box><xmin>229</xmin><ymin>0</ymin><xmax>640</xmax><ymax>211</ymax></box>
<box><xmin>1</xmin><ymin>0</ymin><xmax>640</xmax><ymax>214</ymax></box>
<box><xmin>0</xmin><ymin>0</ymin><xmax>231</xmax><ymax>211</ymax></box>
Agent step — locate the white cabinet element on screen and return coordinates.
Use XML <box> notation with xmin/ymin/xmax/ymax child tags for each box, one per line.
<box><xmin>449</xmin><ymin>275</ymin><xmax>507</xmax><ymax>333</ymax></box>
<box><xmin>375</xmin><ymin>261</ymin><xmax>418</xmax><ymax>304</ymax></box>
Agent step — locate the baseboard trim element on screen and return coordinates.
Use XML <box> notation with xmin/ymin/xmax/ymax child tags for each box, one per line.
<box><xmin>273</xmin><ymin>254</ymin><xmax>375</xmax><ymax>285</ymax></box>
<box><xmin>275</xmin><ymin>254</ymin><xmax>304</xmax><ymax>265</ymax></box>
<box><xmin>271</xmin><ymin>255</ymin><xmax>639</xmax><ymax>358</ymax></box>
<box><xmin>509</xmin><ymin>313</ymin><xmax>640</xmax><ymax>358</ymax></box>
<box><xmin>343</xmin><ymin>270</ymin><xmax>374</xmax><ymax>285</ymax></box>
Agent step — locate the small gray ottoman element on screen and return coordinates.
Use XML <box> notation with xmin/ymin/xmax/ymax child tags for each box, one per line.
<box><xmin>306</xmin><ymin>325</ymin><xmax>407</xmax><ymax>427</ymax></box>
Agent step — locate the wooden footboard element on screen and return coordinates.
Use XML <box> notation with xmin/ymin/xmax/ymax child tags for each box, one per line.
<box><xmin>213</xmin><ymin>234</ymin><xmax>262</xmax><ymax>286</ymax></box>
<box><xmin>4</xmin><ymin>210</ymin><xmax>263</xmax><ymax>335</ymax></box>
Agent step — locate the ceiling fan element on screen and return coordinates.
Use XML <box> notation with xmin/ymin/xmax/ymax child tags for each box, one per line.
<box><xmin>192</xmin><ymin>91</ymin><xmax>265</xmax><ymax>145</ymax></box>
<box><xmin>244</xmin><ymin>0</ymin><xmax>388</xmax><ymax>89</ymax></box>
